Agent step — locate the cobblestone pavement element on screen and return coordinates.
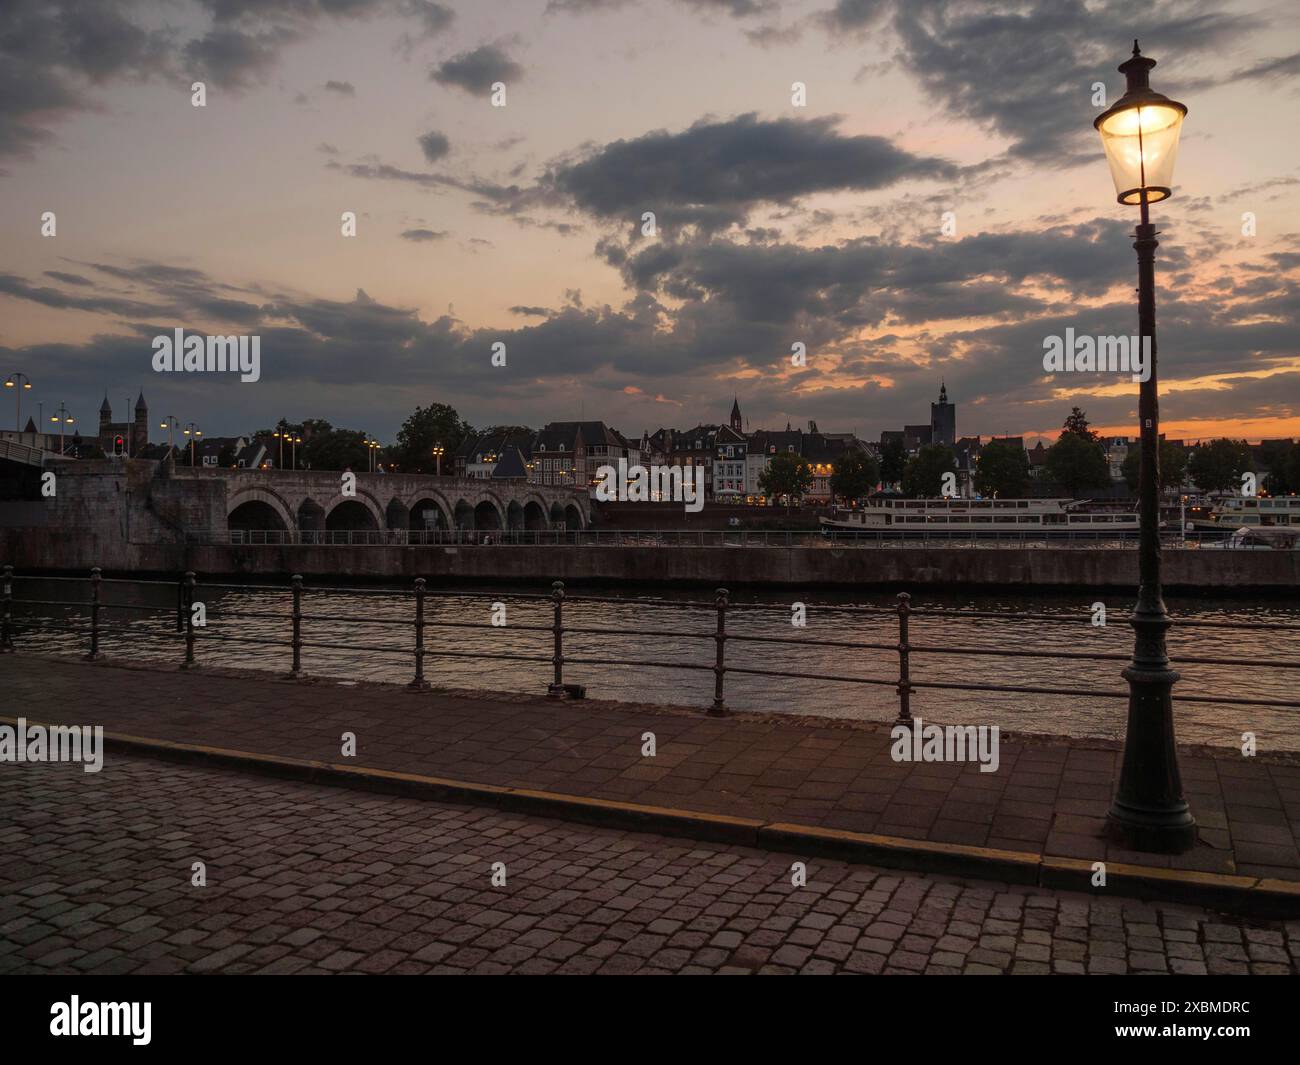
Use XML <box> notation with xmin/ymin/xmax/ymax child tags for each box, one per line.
<box><xmin>4</xmin><ymin>656</ymin><xmax>1300</xmax><ymax>880</ymax></box>
<box><xmin>2</xmin><ymin>757</ymin><xmax>1298</xmax><ymax>975</ymax></box>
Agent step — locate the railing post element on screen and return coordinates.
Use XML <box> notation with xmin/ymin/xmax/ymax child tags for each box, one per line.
<box><xmin>1</xmin><ymin>564</ymin><xmax>14</xmax><ymax>652</ymax></box>
<box><xmin>709</xmin><ymin>587</ymin><xmax>728</xmax><ymax>716</ymax></box>
<box><xmin>87</xmin><ymin>567</ymin><xmax>102</xmax><ymax>660</ymax></box>
<box><xmin>176</xmin><ymin>573</ymin><xmax>185</xmax><ymax>633</ymax></box>
<box><xmin>287</xmin><ymin>574</ymin><xmax>303</xmax><ymax>679</ymax></box>
<box><xmin>895</xmin><ymin>592</ymin><xmax>913</xmax><ymax>726</ymax></box>
<box><xmin>181</xmin><ymin>571</ymin><xmax>197</xmax><ymax>669</ymax></box>
<box><xmin>547</xmin><ymin>580</ymin><xmax>565</xmax><ymax>697</ymax></box>
<box><xmin>409</xmin><ymin>577</ymin><xmax>430</xmax><ymax>690</ymax></box>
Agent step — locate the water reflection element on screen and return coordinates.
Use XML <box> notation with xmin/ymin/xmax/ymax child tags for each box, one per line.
<box><xmin>9</xmin><ymin>578</ymin><xmax>1298</xmax><ymax>751</ymax></box>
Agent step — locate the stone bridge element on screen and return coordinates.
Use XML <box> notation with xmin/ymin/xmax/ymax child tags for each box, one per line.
<box><xmin>171</xmin><ymin>467</ymin><xmax>590</xmax><ymax>534</ymax></box>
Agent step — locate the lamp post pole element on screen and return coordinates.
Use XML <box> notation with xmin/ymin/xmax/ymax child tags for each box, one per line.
<box><xmin>183</xmin><ymin>423</ymin><xmax>201</xmax><ymax>467</ymax></box>
<box><xmin>160</xmin><ymin>416</ymin><xmax>178</xmax><ymax>453</ymax></box>
<box><xmin>1095</xmin><ymin>43</ymin><xmax>1195</xmax><ymax>853</ymax></box>
<box><xmin>51</xmin><ymin>404</ymin><xmax>73</xmax><ymax>455</ymax></box>
<box><xmin>4</xmin><ymin>373</ymin><xmax>32</xmax><ymax>432</ymax></box>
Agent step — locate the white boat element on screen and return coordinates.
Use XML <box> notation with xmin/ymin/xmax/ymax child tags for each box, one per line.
<box><xmin>1200</xmin><ymin>525</ymin><xmax>1300</xmax><ymax>550</ymax></box>
<box><xmin>1212</xmin><ymin>495</ymin><xmax>1300</xmax><ymax>527</ymax></box>
<box><xmin>819</xmin><ymin>497</ymin><xmax>1141</xmax><ymax>534</ymax></box>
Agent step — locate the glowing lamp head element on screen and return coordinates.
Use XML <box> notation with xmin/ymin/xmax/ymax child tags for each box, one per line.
<box><xmin>1094</xmin><ymin>41</ymin><xmax>1187</xmax><ymax>206</ymax></box>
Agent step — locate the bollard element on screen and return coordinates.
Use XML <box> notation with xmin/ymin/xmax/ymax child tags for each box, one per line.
<box><xmin>181</xmin><ymin>571</ymin><xmax>197</xmax><ymax>669</ymax></box>
<box><xmin>708</xmin><ymin>587</ymin><xmax>729</xmax><ymax>716</ymax></box>
<box><xmin>547</xmin><ymin>580</ymin><xmax>565</xmax><ymax>697</ymax></box>
<box><xmin>87</xmin><ymin>567</ymin><xmax>102</xmax><ymax>661</ymax></box>
<box><xmin>176</xmin><ymin>573</ymin><xmax>185</xmax><ymax>633</ymax></box>
<box><xmin>895</xmin><ymin>592</ymin><xmax>913</xmax><ymax>726</ymax></box>
<box><xmin>409</xmin><ymin>577</ymin><xmax>430</xmax><ymax>690</ymax></box>
<box><xmin>288</xmin><ymin>574</ymin><xmax>304</xmax><ymax>679</ymax></box>
<box><xmin>1</xmin><ymin>564</ymin><xmax>13</xmax><ymax>652</ymax></box>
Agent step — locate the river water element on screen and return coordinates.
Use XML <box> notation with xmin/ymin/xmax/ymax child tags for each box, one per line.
<box><xmin>7</xmin><ymin>577</ymin><xmax>1298</xmax><ymax>751</ymax></box>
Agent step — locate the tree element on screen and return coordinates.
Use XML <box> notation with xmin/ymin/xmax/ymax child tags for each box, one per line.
<box><xmin>1062</xmin><ymin>407</ymin><xmax>1099</xmax><ymax>443</ymax></box>
<box><xmin>1044</xmin><ymin>432</ymin><xmax>1110</xmax><ymax>496</ymax></box>
<box><xmin>1188</xmin><ymin>438</ymin><xmax>1254</xmax><ymax>494</ymax></box>
<box><xmin>301</xmin><ymin>427</ymin><xmax>369</xmax><ymax>471</ymax></box>
<box><xmin>902</xmin><ymin>444</ymin><xmax>957</xmax><ymax>498</ymax></box>
<box><xmin>1121</xmin><ymin>439</ymin><xmax>1189</xmax><ymax>493</ymax></box>
<box><xmin>829</xmin><ymin>449</ymin><xmax>880</xmax><ymax>504</ymax></box>
<box><xmin>1260</xmin><ymin>439</ymin><xmax>1300</xmax><ymax>495</ymax></box>
<box><xmin>393</xmin><ymin>403</ymin><xmax>472</xmax><ymax>474</ymax></box>
<box><xmin>973</xmin><ymin>439</ymin><xmax>1029</xmax><ymax>498</ymax></box>
<box><xmin>878</xmin><ymin>437</ymin><xmax>907</xmax><ymax>486</ymax></box>
<box><xmin>759</xmin><ymin>450</ymin><xmax>813</xmax><ymax>509</ymax></box>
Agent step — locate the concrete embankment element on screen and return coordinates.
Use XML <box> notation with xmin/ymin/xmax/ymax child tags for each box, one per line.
<box><xmin>2</xmin><ymin>528</ymin><xmax>1298</xmax><ymax>591</ymax></box>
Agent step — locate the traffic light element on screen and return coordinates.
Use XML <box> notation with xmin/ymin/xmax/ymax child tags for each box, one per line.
<box><xmin>113</xmin><ymin>435</ymin><xmax>124</xmax><ymax>456</ymax></box>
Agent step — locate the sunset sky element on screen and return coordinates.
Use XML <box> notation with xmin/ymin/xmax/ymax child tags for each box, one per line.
<box><xmin>1</xmin><ymin>0</ymin><xmax>1297</xmax><ymax>447</ymax></box>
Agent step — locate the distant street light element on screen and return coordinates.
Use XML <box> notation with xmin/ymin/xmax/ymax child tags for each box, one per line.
<box><xmin>3</xmin><ymin>372</ymin><xmax>32</xmax><ymax>432</ymax></box>
<box><xmin>183</xmin><ymin>422</ymin><xmax>202</xmax><ymax>467</ymax></box>
<box><xmin>273</xmin><ymin>424</ymin><xmax>292</xmax><ymax>469</ymax></box>
<box><xmin>291</xmin><ymin>434</ymin><xmax>302</xmax><ymax>470</ymax></box>
<box><xmin>50</xmin><ymin>403</ymin><xmax>74</xmax><ymax>455</ymax></box>
<box><xmin>160</xmin><ymin>415</ymin><xmax>179</xmax><ymax>453</ymax></box>
<box><xmin>432</xmin><ymin>443</ymin><xmax>445</xmax><ymax>477</ymax></box>
<box><xmin>1094</xmin><ymin>41</ymin><xmax>1195</xmax><ymax>853</ymax></box>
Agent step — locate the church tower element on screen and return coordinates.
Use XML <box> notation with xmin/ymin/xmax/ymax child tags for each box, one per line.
<box><xmin>729</xmin><ymin>396</ymin><xmax>742</xmax><ymax>432</ymax></box>
<box><xmin>133</xmin><ymin>390</ymin><xmax>149</xmax><ymax>454</ymax></box>
<box><xmin>930</xmin><ymin>382</ymin><xmax>956</xmax><ymax>447</ymax></box>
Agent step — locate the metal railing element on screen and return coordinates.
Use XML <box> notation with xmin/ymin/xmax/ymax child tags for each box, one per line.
<box><xmin>4</xmin><ymin>565</ymin><xmax>1298</xmax><ymax>718</ymax></box>
<box><xmin>216</xmin><ymin>528</ymin><xmax>1272</xmax><ymax>549</ymax></box>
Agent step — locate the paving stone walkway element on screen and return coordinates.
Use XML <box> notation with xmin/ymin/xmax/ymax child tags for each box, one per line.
<box><xmin>3</xmin><ymin>755</ymin><xmax>1297</xmax><ymax>975</ymax></box>
<box><xmin>3</xmin><ymin>655</ymin><xmax>1299</xmax><ymax>880</ymax></box>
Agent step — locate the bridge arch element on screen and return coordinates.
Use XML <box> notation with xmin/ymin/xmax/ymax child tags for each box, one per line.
<box><xmin>523</xmin><ymin>499</ymin><xmax>548</xmax><ymax>530</ymax></box>
<box><xmin>228</xmin><ymin>486</ymin><xmax>295</xmax><ymax>531</ymax></box>
<box><xmin>404</xmin><ymin>490</ymin><xmax>453</xmax><ymax>531</ymax></box>
<box><xmin>320</xmin><ymin>491</ymin><xmax>384</xmax><ymax>531</ymax></box>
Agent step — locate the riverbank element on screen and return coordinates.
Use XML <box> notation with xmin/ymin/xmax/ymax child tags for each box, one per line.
<box><xmin>3</xmin><ymin>654</ymin><xmax>1299</xmax><ymax>915</ymax></box>
<box><xmin>4</xmin><ymin>535</ymin><xmax>1299</xmax><ymax>592</ymax></box>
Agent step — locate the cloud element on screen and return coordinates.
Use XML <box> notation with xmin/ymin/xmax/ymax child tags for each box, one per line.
<box><xmin>324</xmin><ymin>79</ymin><xmax>356</xmax><ymax>95</ymax></box>
<box><xmin>400</xmin><ymin>228</ymin><xmax>449</xmax><ymax>241</ymax></box>
<box><xmin>430</xmin><ymin>45</ymin><xmax>524</xmax><ymax>94</ymax></box>
<box><xmin>888</xmin><ymin>0</ymin><xmax>1260</xmax><ymax>165</ymax></box>
<box><xmin>546</xmin><ymin>113</ymin><xmax>958</xmax><ymax>231</ymax></box>
<box><xmin>417</xmin><ymin>129</ymin><xmax>451</xmax><ymax>162</ymax></box>
<box><xmin>184</xmin><ymin>26</ymin><xmax>295</xmax><ymax>90</ymax></box>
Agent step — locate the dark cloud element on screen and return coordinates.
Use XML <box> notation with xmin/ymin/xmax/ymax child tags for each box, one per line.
<box><xmin>547</xmin><ymin>113</ymin><xmax>957</xmax><ymax>232</ymax></box>
<box><xmin>889</xmin><ymin>0</ymin><xmax>1260</xmax><ymax>165</ymax></box>
<box><xmin>0</xmin><ymin>0</ymin><xmax>453</xmax><ymax>161</ymax></box>
<box><xmin>324</xmin><ymin>79</ymin><xmax>356</xmax><ymax>94</ymax></box>
<box><xmin>430</xmin><ymin>45</ymin><xmax>523</xmax><ymax>94</ymax></box>
<box><xmin>399</xmin><ymin>228</ymin><xmax>449</xmax><ymax>241</ymax></box>
<box><xmin>417</xmin><ymin>129</ymin><xmax>451</xmax><ymax>162</ymax></box>
<box><xmin>184</xmin><ymin>26</ymin><xmax>296</xmax><ymax>90</ymax></box>
<box><xmin>44</xmin><ymin>271</ymin><xmax>93</xmax><ymax>287</ymax></box>
<box><xmin>819</xmin><ymin>0</ymin><xmax>889</xmax><ymax>31</ymax></box>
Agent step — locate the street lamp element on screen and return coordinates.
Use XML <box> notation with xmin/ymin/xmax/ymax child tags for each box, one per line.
<box><xmin>4</xmin><ymin>373</ymin><xmax>32</xmax><ymax>432</ymax></box>
<box><xmin>50</xmin><ymin>404</ymin><xmax>74</xmax><ymax>455</ymax></box>
<box><xmin>432</xmin><ymin>443</ymin><xmax>445</xmax><ymax>477</ymax></box>
<box><xmin>1095</xmin><ymin>41</ymin><xmax>1194</xmax><ymax>853</ymax></box>
<box><xmin>160</xmin><ymin>415</ymin><xmax>179</xmax><ymax>454</ymax></box>
<box><xmin>183</xmin><ymin>423</ymin><xmax>202</xmax><ymax>467</ymax></box>
<box><xmin>273</xmin><ymin>425</ymin><xmax>292</xmax><ymax>469</ymax></box>
<box><xmin>291</xmin><ymin>435</ymin><xmax>302</xmax><ymax>471</ymax></box>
